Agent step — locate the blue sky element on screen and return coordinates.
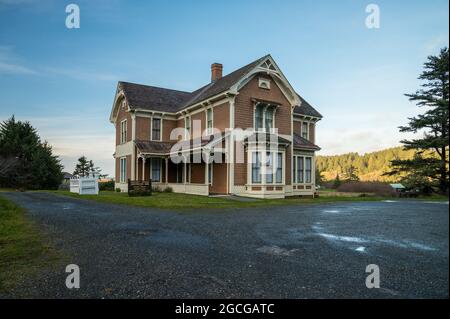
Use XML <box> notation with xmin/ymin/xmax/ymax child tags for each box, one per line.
<box><xmin>0</xmin><ymin>0</ymin><xmax>448</xmax><ymax>176</ymax></box>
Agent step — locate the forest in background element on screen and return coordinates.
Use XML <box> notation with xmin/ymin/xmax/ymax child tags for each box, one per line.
<box><xmin>316</xmin><ymin>147</ymin><xmax>418</xmax><ymax>182</ymax></box>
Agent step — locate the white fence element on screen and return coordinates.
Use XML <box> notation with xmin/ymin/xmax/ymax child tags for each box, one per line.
<box><xmin>70</xmin><ymin>174</ymin><xmax>99</xmax><ymax>195</ymax></box>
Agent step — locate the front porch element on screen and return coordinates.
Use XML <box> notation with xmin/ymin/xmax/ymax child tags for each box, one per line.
<box><xmin>135</xmin><ymin>155</ymin><xmax>212</xmax><ymax>196</ymax></box>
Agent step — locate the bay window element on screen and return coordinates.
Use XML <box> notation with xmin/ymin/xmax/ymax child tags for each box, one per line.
<box><xmin>305</xmin><ymin>157</ymin><xmax>312</xmax><ymax>183</ymax></box>
<box><xmin>252</xmin><ymin>152</ymin><xmax>262</xmax><ymax>184</ymax></box>
<box><xmin>276</xmin><ymin>152</ymin><xmax>282</xmax><ymax>183</ymax></box>
<box><xmin>293</xmin><ymin>155</ymin><xmax>314</xmax><ymax>184</ymax></box>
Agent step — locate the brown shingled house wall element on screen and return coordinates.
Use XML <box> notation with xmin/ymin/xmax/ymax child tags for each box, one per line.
<box><xmin>213</xmin><ymin>102</ymin><xmax>230</xmax><ymax>132</ymax></box>
<box><xmin>115</xmin><ymin>100</ymin><xmax>132</xmax><ymax>145</ymax></box>
<box><xmin>163</xmin><ymin>119</ymin><xmax>177</xmax><ymax>142</ymax></box>
<box><xmin>136</xmin><ymin>116</ymin><xmax>150</xmax><ymax>140</ymax></box>
<box><xmin>190</xmin><ymin>163</ymin><xmax>205</xmax><ymax>184</ymax></box>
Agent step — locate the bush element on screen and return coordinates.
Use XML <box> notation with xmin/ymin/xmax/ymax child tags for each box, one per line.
<box><xmin>115</xmin><ymin>187</ymin><xmax>121</xmax><ymax>192</ymax></box>
<box><xmin>99</xmin><ymin>180</ymin><xmax>114</xmax><ymax>191</ymax></box>
<box><xmin>152</xmin><ymin>186</ymin><xmax>162</xmax><ymax>193</ymax></box>
<box><xmin>337</xmin><ymin>181</ymin><xmax>395</xmax><ymax>196</ymax></box>
<box><xmin>163</xmin><ymin>186</ymin><xmax>173</xmax><ymax>193</ymax></box>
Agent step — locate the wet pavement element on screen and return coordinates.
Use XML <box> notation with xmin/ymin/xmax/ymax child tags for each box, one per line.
<box><xmin>1</xmin><ymin>192</ymin><xmax>448</xmax><ymax>298</ymax></box>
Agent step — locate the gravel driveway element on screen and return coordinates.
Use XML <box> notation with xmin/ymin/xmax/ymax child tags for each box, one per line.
<box><xmin>1</xmin><ymin>192</ymin><xmax>448</xmax><ymax>298</ymax></box>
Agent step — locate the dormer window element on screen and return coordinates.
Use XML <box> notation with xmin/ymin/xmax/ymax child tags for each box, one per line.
<box><xmin>254</xmin><ymin>103</ymin><xmax>276</xmax><ymax>131</ymax></box>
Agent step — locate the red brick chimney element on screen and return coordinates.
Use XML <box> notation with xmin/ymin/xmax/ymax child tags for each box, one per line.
<box><xmin>211</xmin><ymin>63</ymin><xmax>223</xmax><ymax>82</ymax></box>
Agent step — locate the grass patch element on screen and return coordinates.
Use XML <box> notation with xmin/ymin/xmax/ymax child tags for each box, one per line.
<box><xmin>0</xmin><ymin>195</ymin><xmax>60</xmax><ymax>292</ymax></box>
<box><xmin>49</xmin><ymin>190</ymin><xmax>388</xmax><ymax>211</ymax></box>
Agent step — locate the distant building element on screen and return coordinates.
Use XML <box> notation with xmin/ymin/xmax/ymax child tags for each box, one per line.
<box><xmin>390</xmin><ymin>183</ymin><xmax>406</xmax><ymax>193</ymax></box>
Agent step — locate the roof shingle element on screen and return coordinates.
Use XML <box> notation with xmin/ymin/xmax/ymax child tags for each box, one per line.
<box><xmin>118</xmin><ymin>55</ymin><xmax>322</xmax><ymax>118</ymax></box>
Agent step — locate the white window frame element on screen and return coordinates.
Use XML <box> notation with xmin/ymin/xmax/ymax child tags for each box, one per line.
<box><xmin>293</xmin><ymin>155</ymin><xmax>313</xmax><ymax>184</ymax></box>
<box><xmin>258</xmin><ymin>77</ymin><xmax>271</xmax><ymax>90</ymax></box>
<box><xmin>301</xmin><ymin>121</ymin><xmax>309</xmax><ymax>140</ymax></box>
<box><xmin>120</xmin><ymin>119</ymin><xmax>127</xmax><ymax>144</ymax></box>
<box><xmin>120</xmin><ymin>157</ymin><xmax>127</xmax><ymax>183</ymax></box>
<box><xmin>185</xmin><ymin>115</ymin><xmax>191</xmax><ymax>140</ymax></box>
<box><xmin>248</xmin><ymin>149</ymin><xmax>285</xmax><ymax>185</ymax></box>
<box><xmin>151</xmin><ymin>158</ymin><xmax>162</xmax><ymax>182</ymax></box>
<box><xmin>206</xmin><ymin>108</ymin><xmax>213</xmax><ymax>135</ymax></box>
<box><xmin>254</xmin><ymin>103</ymin><xmax>276</xmax><ymax>132</ymax></box>
<box><xmin>151</xmin><ymin>117</ymin><xmax>162</xmax><ymax>141</ymax></box>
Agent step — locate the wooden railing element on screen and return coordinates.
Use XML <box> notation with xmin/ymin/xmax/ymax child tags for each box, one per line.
<box><xmin>128</xmin><ymin>179</ymin><xmax>152</xmax><ymax>196</ymax></box>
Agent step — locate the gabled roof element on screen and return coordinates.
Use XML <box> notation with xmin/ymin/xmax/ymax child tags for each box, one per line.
<box><xmin>293</xmin><ymin>133</ymin><xmax>321</xmax><ymax>151</ymax></box>
<box><xmin>116</xmin><ymin>55</ymin><xmax>321</xmax><ymax>117</ymax></box>
<box><xmin>119</xmin><ymin>82</ymin><xmax>191</xmax><ymax>113</ymax></box>
<box><xmin>294</xmin><ymin>95</ymin><xmax>323</xmax><ymax>118</ymax></box>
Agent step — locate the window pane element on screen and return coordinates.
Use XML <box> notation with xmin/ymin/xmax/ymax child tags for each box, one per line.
<box><xmin>152</xmin><ymin>118</ymin><xmax>161</xmax><ymax>140</ymax></box>
<box><xmin>276</xmin><ymin>153</ymin><xmax>282</xmax><ymax>183</ymax></box>
<box><xmin>266</xmin><ymin>152</ymin><xmax>273</xmax><ymax>184</ymax></box>
<box><xmin>297</xmin><ymin>157</ymin><xmax>304</xmax><ymax>183</ymax></box>
<box><xmin>151</xmin><ymin>158</ymin><xmax>161</xmax><ymax>182</ymax></box>
<box><xmin>255</xmin><ymin>105</ymin><xmax>264</xmax><ymax>130</ymax></box>
<box><xmin>265</xmin><ymin>107</ymin><xmax>274</xmax><ymax>130</ymax></box>
<box><xmin>252</xmin><ymin>152</ymin><xmax>261</xmax><ymax>183</ymax></box>
<box><xmin>305</xmin><ymin>158</ymin><xmax>312</xmax><ymax>183</ymax></box>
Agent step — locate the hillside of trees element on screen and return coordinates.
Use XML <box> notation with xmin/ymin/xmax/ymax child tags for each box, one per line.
<box><xmin>316</xmin><ymin>147</ymin><xmax>417</xmax><ymax>182</ymax></box>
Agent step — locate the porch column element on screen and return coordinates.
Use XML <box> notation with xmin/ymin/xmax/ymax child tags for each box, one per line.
<box><xmin>142</xmin><ymin>157</ymin><xmax>146</xmax><ymax>181</ymax></box>
<box><xmin>165</xmin><ymin>157</ymin><xmax>169</xmax><ymax>184</ymax></box>
<box><xmin>183</xmin><ymin>160</ymin><xmax>187</xmax><ymax>184</ymax></box>
<box><xmin>135</xmin><ymin>156</ymin><xmax>139</xmax><ymax>181</ymax></box>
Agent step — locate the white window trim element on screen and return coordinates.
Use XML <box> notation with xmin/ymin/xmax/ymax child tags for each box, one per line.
<box><xmin>301</xmin><ymin>121</ymin><xmax>309</xmax><ymax>140</ymax></box>
<box><xmin>151</xmin><ymin>117</ymin><xmax>163</xmax><ymax>141</ymax></box>
<box><xmin>293</xmin><ymin>155</ymin><xmax>313</xmax><ymax>185</ymax></box>
<box><xmin>253</xmin><ymin>103</ymin><xmax>276</xmax><ymax>133</ymax></box>
<box><xmin>150</xmin><ymin>158</ymin><xmax>162</xmax><ymax>182</ymax></box>
<box><xmin>258</xmin><ymin>77</ymin><xmax>271</xmax><ymax>90</ymax></box>
<box><xmin>120</xmin><ymin>119</ymin><xmax>127</xmax><ymax>144</ymax></box>
<box><xmin>247</xmin><ymin>149</ymin><xmax>285</xmax><ymax>186</ymax></box>
<box><xmin>206</xmin><ymin>108</ymin><xmax>214</xmax><ymax>135</ymax></box>
<box><xmin>120</xmin><ymin>157</ymin><xmax>127</xmax><ymax>183</ymax></box>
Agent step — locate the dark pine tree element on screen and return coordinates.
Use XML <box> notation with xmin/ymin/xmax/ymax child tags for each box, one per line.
<box><xmin>389</xmin><ymin>47</ymin><xmax>449</xmax><ymax>194</ymax></box>
<box><xmin>0</xmin><ymin>116</ymin><xmax>63</xmax><ymax>189</ymax></box>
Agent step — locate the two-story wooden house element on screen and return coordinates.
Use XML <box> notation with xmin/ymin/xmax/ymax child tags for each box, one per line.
<box><xmin>109</xmin><ymin>55</ymin><xmax>322</xmax><ymax>198</ymax></box>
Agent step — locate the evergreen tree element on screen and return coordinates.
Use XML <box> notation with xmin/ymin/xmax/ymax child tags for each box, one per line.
<box><xmin>0</xmin><ymin>116</ymin><xmax>63</xmax><ymax>189</ymax></box>
<box><xmin>344</xmin><ymin>164</ymin><xmax>360</xmax><ymax>181</ymax></box>
<box><xmin>388</xmin><ymin>47</ymin><xmax>449</xmax><ymax>194</ymax></box>
<box><xmin>73</xmin><ymin>156</ymin><xmax>95</xmax><ymax>177</ymax></box>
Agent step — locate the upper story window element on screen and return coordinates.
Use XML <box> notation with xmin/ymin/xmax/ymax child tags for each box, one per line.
<box><xmin>301</xmin><ymin>122</ymin><xmax>309</xmax><ymax>140</ymax></box>
<box><xmin>185</xmin><ymin>115</ymin><xmax>191</xmax><ymax>139</ymax></box>
<box><xmin>206</xmin><ymin>108</ymin><xmax>213</xmax><ymax>135</ymax></box>
<box><xmin>255</xmin><ymin>103</ymin><xmax>276</xmax><ymax>131</ymax></box>
<box><xmin>152</xmin><ymin>118</ymin><xmax>161</xmax><ymax>141</ymax></box>
<box><xmin>120</xmin><ymin>120</ymin><xmax>127</xmax><ymax>144</ymax></box>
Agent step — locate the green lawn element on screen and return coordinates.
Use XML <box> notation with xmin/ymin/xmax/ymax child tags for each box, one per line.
<box><xmin>0</xmin><ymin>195</ymin><xmax>61</xmax><ymax>292</ymax></box>
<box><xmin>49</xmin><ymin>190</ymin><xmax>390</xmax><ymax>210</ymax></box>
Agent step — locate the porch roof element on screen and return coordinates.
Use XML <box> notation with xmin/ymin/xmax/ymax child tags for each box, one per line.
<box><xmin>244</xmin><ymin>132</ymin><xmax>291</xmax><ymax>146</ymax></box>
<box><xmin>293</xmin><ymin>133</ymin><xmax>321</xmax><ymax>151</ymax></box>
